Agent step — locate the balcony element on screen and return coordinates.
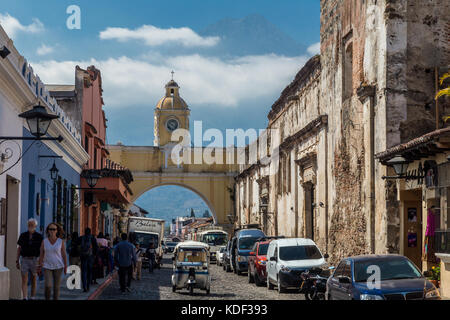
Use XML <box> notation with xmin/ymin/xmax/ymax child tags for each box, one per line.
<box><xmin>81</xmin><ymin>165</ymin><xmax>133</xmax><ymax>205</ymax></box>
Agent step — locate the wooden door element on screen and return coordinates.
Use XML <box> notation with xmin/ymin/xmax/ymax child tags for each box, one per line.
<box><xmin>404</xmin><ymin>201</ymin><xmax>422</xmax><ymax>270</ymax></box>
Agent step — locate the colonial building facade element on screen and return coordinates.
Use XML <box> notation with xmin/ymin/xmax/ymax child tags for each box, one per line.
<box><xmin>235</xmin><ymin>0</ymin><xmax>449</xmax><ymax>269</ymax></box>
<box><xmin>48</xmin><ymin>66</ymin><xmax>134</xmax><ymax>239</ymax></box>
<box><xmin>0</xmin><ymin>24</ymin><xmax>88</xmax><ymax>299</ymax></box>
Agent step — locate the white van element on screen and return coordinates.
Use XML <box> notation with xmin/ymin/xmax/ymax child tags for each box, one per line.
<box><xmin>266</xmin><ymin>238</ymin><xmax>328</xmax><ymax>293</ymax></box>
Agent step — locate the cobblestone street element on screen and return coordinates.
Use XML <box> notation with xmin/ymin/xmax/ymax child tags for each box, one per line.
<box><xmin>99</xmin><ymin>254</ymin><xmax>305</xmax><ymax>300</ymax></box>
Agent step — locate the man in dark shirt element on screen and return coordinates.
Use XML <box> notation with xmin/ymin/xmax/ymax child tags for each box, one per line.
<box><xmin>16</xmin><ymin>218</ymin><xmax>43</xmax><ymax>300</ymax></box>
<box><xmin>114</xmin><ymin>233</ymin><xmax>136</xmax><ymax>293</ymax></box>
<box><xmin>79</xmin><ymin>227</ymin><xmax>98</xmax><ymax>292</ymax></box>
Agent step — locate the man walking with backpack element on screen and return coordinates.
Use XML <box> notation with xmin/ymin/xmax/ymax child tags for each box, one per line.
<box><xmin>79</xmin><ymin>228</ymin><xmax>98</xmax><ymax>292</ymax></box>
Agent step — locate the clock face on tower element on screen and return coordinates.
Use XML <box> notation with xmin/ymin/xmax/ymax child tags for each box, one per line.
<box><xmin>166</xmin><ymin>118</ymin><xmax>179</xmax><ymax>132</ymax></box>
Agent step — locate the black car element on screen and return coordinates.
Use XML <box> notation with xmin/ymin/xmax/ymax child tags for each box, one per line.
<box><xmin>326</xmin><ymin>254</ymin><xmax>441</xmax><ymax>300</ymax></box>
<box><xmin>164</xmin><ymin>242</ymin><xmax>177</xmax><ymax>253</ymax></box>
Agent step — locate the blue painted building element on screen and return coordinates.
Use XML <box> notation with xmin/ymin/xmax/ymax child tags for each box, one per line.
<box><xmin>20</xmin><ymin>128</ymin><xmax>84</xmax><ymax>235</ymax></box>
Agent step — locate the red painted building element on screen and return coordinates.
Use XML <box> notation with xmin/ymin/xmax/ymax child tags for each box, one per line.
<box><xmin>48</xmin><ymin>65</ymin><xmax>133</xmax><ymax>237</ymax></box>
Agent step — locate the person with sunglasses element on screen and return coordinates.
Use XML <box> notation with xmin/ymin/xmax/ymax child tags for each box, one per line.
<box><xmin>37</xmin><ymin>223</ymin><xmax>67</xmax><ymax>300</ymax></box>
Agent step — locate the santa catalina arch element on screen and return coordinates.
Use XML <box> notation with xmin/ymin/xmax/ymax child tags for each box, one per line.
<box><xmin>107</xmin><ymin>78</ymin><xmax>239</xmax><ymax>226</ymax></box>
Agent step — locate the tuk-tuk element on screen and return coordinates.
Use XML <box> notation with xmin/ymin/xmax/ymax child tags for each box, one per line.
<box><xmin>171</xmin><ymin>241</ymin><xmax>211</xmax><ymax>295</ymax></box>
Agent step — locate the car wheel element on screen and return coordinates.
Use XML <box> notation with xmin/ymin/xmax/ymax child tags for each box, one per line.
<box><xmin>172</xmin><ymin>285</ymin><xmax>176</xmax><ymax>293</ymax></box>
<box><xmin>267</xmin><ymin>277</ymin><xmax>274</xmax><ymax>290</ymax></box>
<box><xmin>277</xmin><ymin>276</ymin><xmax>286</xmax><ymax>293</ymax></box>
<box><xmin>248</xmin><ymin>268</ymin><xmax>254</xmax><ymax>283</ymax></box>
<box><xmin>226</xmin><ymin>264</ymin><xmax>231</xmax><ymax>273</ymax></box>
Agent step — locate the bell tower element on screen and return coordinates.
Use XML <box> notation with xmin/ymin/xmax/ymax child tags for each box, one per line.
<box><xmin>154</xmin><ymin>73</ymin><xmax>190</xmax><ymax>146</ymax></box>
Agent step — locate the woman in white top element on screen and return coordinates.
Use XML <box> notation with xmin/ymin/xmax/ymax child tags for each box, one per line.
<box><xmin>37</xmin><ymin>223</ymin><xmax>67</xmax><ymax>300</ymax></box>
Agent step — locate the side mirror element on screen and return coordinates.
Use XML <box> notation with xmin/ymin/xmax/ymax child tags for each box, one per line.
<box><xmin>338</xmin><ymin>276</ymin><xmax>351</xmax><ymax>284</ymax></box>
<box><xmin>423</xmin><ymin>271</ymin><xmax>432</xmax><ymax>278</ymax></box>
<box><xmin>270</xmin><ymin>256</ymin><xmax>277</xmax><ymax>262</ymax></box>
<box><xmin>324</xmin><ymin>253</ymin><xmax>329</xmax><ymax>259</ymax></box>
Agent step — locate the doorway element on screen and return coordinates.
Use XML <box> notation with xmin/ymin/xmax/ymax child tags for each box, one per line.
<box><xmin>6</xmin><ymin>176</ymin><xmax>21</xmax><ymax>298</ymax></box>
<box><xmin>304</xmin><ymin>182</ymin><xmax>315</xmax><ymax>241</ymax></box>
<box><xmin>403</xmin><ymin>201</ymin><xmax>423</xmax><ymax>270</ymax></box>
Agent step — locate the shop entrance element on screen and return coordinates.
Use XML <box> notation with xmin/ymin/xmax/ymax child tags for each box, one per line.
<box><xmin>403</xmin><ymin>200</ymin><xmax>423</xmax><ymax>270</ymax></box>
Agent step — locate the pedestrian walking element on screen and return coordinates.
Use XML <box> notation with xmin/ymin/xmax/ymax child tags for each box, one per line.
<box><xmin>68</xmin><ymin>232</ymin><xmax>81</xmax><ymax>267</ymax></box>
<box><xmin>16</xmin><ymin>218</ymin><xmax>43</xmax><ymax>300</ymax></box>
<box><xmin>113</xmin><ymin>236</ymin><xmax>120</xmax><ymax>246</ymax></box>
<box><xmin>93</xmin><ymin>233</ymin><xmax>108</xmax><ymax>283</ymax></box>
<box><xmin>133</xmin><ymin>243</ymin><xmax>143</xmax><ymax>280</ymax></box>
<box><xmin>79</xmin><ymin>228</ymin><xmax>98</xmax><ymax>292</ymax></box>
<box><xmin>105</xmin><ymin>234</ymin><xmax>114</xmax><ymax>275</ymax></box>
<box><xmin>114</xmin><ymin>233</ymin><xmax>136</xmax><ymax>293</ymax></box>
<box><xmin>145</xmin><ymin>243</ymin><xmax>156</xmax><ymax>273</ymax></box>
<box><xmin>37</xmin><ymin>223</ymin><xmax>67</xmax><ymax>300</ymax></box>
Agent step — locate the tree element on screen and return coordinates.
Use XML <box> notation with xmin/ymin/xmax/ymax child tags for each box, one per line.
<box><xmin>190</xmin><ymin>208</ymin><xmax>195</xmax><ymax>217</ymax></box>
<box><xmin>437</xmin><ymin>72</ymin><xmax>450</xmax><ymax>122</ymax></box>
<box><xmin>203</xmin><ymin>210</ymin><xmax>210</xmax><ymax>218</ymax></box>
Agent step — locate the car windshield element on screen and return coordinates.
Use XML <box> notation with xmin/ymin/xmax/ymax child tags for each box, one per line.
<box><xmin>135</xmin><ymin>233</ymin><xmax>158</xmax><ymax>249</ymax></box>
<box><xmin>279</xmin><ymin>245</ymin><xmax>322</xmax><ymax>261</ymax></box>
<box><xmin>239</xmin><ymin>237</ymin><xmax>259</xmax><ymax>250</ymax></box>
<box><xmin>258</xmin><ymin>243</ymin><xmax>269</xmax><ymax>255</ymax></box>
<box><xmin>176</xmin><ymin>248</ymin><xmax>207</xmax><ymax>263</ymax></box>
<box><xmin>167</xmin><ymin>242</ymin><xmax>177</xmax><ymax>246</ymax></box>
<box><xmin>202</xmin><ymin>233</ymin><xmax>228</xmax><ymax>246</ymax></box>
<box><xmin>354</xmin><ymin>258</ymin><xmax>422</xmax><ymax>282</ymax></box>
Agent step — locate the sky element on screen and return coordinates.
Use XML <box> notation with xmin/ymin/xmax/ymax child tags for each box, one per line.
<box><xmin>0</xmin><ymin>1</ymin><xmax>320</xmax><ymax>217</ymax></box>
<box><xmin>0</xmin><ymin>0</ymin><xmax>320</xmax><ymax>146</ymax></box>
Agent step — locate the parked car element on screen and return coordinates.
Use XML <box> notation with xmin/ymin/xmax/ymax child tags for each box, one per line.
<box><xmin>231</xmin><ymin>228</ymin><xmax>266</xmax><ymax>275</ymax></box>
<box><xmin>248</xmin><ymin>239</ymin><xmax>272</xmax><ymax>286</ymax></box>
<box><xmin>266</xmin><ymin>238</ymin><xmax>328</xmax><ymax>293</ymax></box>
<box><xmin>222</xmin><ymin>240</ymin><xmax>233</xmax><ymax>272</ymax></box>
<box><xmin>164</xmin><ymin>242</ymin><xmax>178</xmax><ymax>253</ymax></box>
<box><xmin>326</xmin><ymin>254</ymin><xmax>441</xmax><ymax>300</ymax></box>
<box><xmin>217</xmin><ymin>246</ymin><xmax>226</xmax><ymax>266</ymax></box>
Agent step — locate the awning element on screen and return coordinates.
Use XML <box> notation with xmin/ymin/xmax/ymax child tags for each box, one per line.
<box><xmin>376</xmin><ymin>127</ymin><xmax>450</xmax><ymax>164</ymax></box>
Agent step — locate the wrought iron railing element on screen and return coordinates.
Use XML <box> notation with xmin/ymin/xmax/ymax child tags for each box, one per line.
<box><xmin>435</xmin><ymin>230</ymin><xmax>450</xmax><ymax>254</ymax></box>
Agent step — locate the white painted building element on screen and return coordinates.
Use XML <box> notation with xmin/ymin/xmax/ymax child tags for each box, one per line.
<box><xmin>0</xmin><ymin>23</ymin><xmax>87</xmax><ymax>299</ymax></box>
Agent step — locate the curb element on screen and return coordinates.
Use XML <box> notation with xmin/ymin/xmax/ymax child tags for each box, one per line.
<box><xmin>87</xmin><ymin>271</ymin><xmax>116</xmax><ymax>300</ymax></box>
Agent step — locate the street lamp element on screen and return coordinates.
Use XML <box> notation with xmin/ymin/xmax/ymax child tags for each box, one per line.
<box><xmin>0</xmin><ymin>103</ymin><xmax>63</xmax><ymax>142</ymax></box>
<box><xmin>50</xmin><ymin>161</ymin><xmax>59</xmax><ymax>181</ymax></box>
<box><xmin>387</xmin><ymin>156</ymin><xmax>409</xmax><ymax>176</ymax></box>
<box><xmin>85</xmin><ymin>170</ymin><xmax>101</xmax><ymax>188</ymax></box>
<box><xmin>381</xmin><ymin>155</ymin><xmax>422</xmax><ymax>180</ymax></box>
<box><xmin>19</xmin><ymin>104</ymin><xmax>59</xmax><ymax>138</ymax></box>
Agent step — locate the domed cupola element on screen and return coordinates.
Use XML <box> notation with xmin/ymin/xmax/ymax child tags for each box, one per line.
<box><xmin>156</xmin><ymin>74</ymin><xmax>189</xmax><ymax>110</ymax></box>
<box><xmin>154</xmin><ymin>72</ymin><xmax>191</xmax><ymax>146</ymax></box>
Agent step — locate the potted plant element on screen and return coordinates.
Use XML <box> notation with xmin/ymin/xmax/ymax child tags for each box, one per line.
<box><xmin>429</xmin><ymin>266</ymin><xmax>441</xmax><ymax>288</ymax></box>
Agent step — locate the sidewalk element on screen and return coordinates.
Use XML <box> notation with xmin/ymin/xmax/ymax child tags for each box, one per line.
<box><xmin>34</xmin><ymin>271</ymin><xmax>115</xmax><ymax>300</ymax></box>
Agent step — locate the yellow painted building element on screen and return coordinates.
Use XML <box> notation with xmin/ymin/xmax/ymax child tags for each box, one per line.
<box><xmin>108</xmin><ymin>79</ymin><xmax>239</xmax><ymax>226</ymax></box>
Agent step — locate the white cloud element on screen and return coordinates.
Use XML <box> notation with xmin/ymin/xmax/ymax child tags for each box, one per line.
<box><xmin>36</xmin><ymin>44</ymin><xmax>54</xmax><ymax>56</ymax></box>
<box><xmin>99</xmin><ymin>25</ymin><xmax>219</xmax><ymax>47</ymax></box>
<box><xmin>307</xmin><ymin>42</ymin><xmax>320</xmax><ymax>55</ymax></box>
<box><xmin>31</xmin><ymin>54</ymin><xmax>307</xmax><ymax>109</ymax></box>
<box><xmin>0</xmin><ymin>13</ymin><xmax>44</xmax><ymax>38</ymax></box>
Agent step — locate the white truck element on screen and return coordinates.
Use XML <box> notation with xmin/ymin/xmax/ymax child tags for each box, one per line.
<box><xmin>128</xmin><ymin>217</ymin><xmax>165</xmax><ymax>268</ymax></box>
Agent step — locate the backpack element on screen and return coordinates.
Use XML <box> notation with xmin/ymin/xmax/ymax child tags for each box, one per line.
<box><xmin>80</xmin><ymin>235</ymin><xmax>93</xmax><ymax>256</ymax></box>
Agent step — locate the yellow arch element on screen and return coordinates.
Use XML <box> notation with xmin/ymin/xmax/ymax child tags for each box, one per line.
<box><xmin>108</xmin><ymin>145</ymin><xmax>239</xmax><ymax>226</ymax></box>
